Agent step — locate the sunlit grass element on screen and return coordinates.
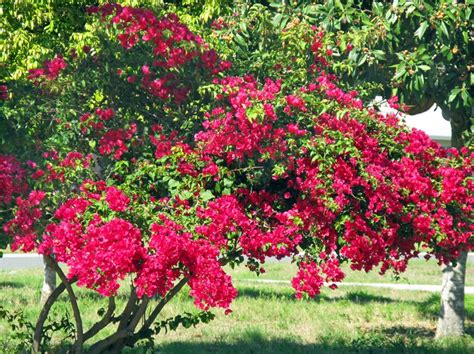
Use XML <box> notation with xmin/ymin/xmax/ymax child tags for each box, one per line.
<box><xmin>229</xmin><ymin>257</ymin><xmax>474</xmax><ymax>286</ymax></box>
<box><xmin>0</xmin><ymin>263</ymin><xmax>473</xmax><ymax>353</ymax></box>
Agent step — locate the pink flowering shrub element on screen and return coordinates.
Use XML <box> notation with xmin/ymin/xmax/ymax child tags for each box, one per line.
<box><xmin>0</xmin><ymin>155</ymin><xmax>28</xmax><ymax>205</ymax></box>
<box><xmin>0</xmin><ymin>85</ymin><xmax>8</xmax><ymax>100</ymax></box>
<box><xmin>1</xmin><ymin>4</ymin><xmax>473</xmax><ymax>352</ymax></box>
<box><xmin>27</xmin><ymin>56</ymin><xmax>68</xmax><ymax>85</ymax></box>
<box><xmin>0</xmin><ymin>155</ymin><xmax>29</xmax><ymax>251</ymax></box>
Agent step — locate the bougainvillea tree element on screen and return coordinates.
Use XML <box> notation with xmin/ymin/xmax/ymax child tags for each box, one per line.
<box><xmin>1</xmin><ymin>4</ymin><xmax>473</xmax><ymax>352</ymax></box>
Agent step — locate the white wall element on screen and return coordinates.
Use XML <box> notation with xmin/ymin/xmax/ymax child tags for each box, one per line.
<box><xmin>403</xmin><ymin>105</ymin><xmax>451</xmax><ymax>147</ymax></box>
<box><xmin>375</xmin><ymin>97</ymin><xmax>451</xmax><ymax>147</ymax></box>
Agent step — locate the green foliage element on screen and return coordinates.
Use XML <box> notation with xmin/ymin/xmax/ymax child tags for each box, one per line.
<box><xmin>0</xmin><ymin>0</ymin><xmax>203</xmax><ymax>81</ymax></box>
<box><xmin>0</xmin><ymin>304</ymin><xmax>74</xmax><ymax>352</ymax></box>
<box><xmin>181</xmin><ymin>0</ymin><xmax>233</xmax><ymax>21</ymax></box>
<box><xmin>0</xmin><ymin>305</ymin><xmax>34</xmax><ymax>349</ymax></box>
<box><xmin>4</xmin><ymin>0</ymin><xmax>471</xmax><ymax>121</ymax></box>
<box><xmin>201</xmin><ymin>1</ymin><xmax>472</xmax><ymax>146</ymax></box>
<box><xmin>205</xmin><ymin>2</ymin><xmax>328</xmax><ymax>90</ymax></box>
<box><xmin>294</xmin><ymin>1</ymin><xmax>473</xmax><ymax>135</ymax></box>
<box><xmin>155</xmin><ymin>311</ymin><xmax>216</xmax><ymax>334</ymax></box>
<box><xmin>0</xmin><ymin>0</ymin><xmax>91</xmax><ymax>80</ymax></box>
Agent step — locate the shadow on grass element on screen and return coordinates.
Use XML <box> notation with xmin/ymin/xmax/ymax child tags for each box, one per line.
<box><xmin>0</xmin><ymin>281</ymin><xmax>27</xmax><ymax>288</ymax></box>
<box><xmin>123</xmin><ymin>333</ymin><xmax>472</xmax><ymax>354</ymax></box>
<box><xmin>237</xmin><ymin>286</ymin><xmax>474</xmax><ymax>336</ymax></box>
<box><xmin>6</xmin><ymin>331</ymin><xmax>470</xmax><ymax>354</ymax></box>
<box><xmin>238</xmin><ymin>284</ymin><xmax>474</xmax><ymax>319</ymax></box>
<box><xmin>54</xmin><ymin>289</ymin><xmax>131</xmax><ymax>304</ymax></box>
<box><xmin>237</xmin><ymin>286</ymin><xmax>329</xmax><ymax>303</ymax></box>
<box><xmin>418</xmin><ymin>293</ymin><xmax>474</xmax><ymax>321</ymax></box>
<box><xmin>237</xmin><ymin>287</ymin><xmax>395</xmax><ymax>305</ymax></box>
<box><xmin>379</xmin><ymin>323</ymin><xmax>474</xmax><ymax>341</ymax></box>
<box><xmin>418</xmin><ymin>293</ymin><xmax>474</xmax><ymax>336</ymax></box>
<box><xmin>342</xmin><ymin>290</ymin><xmax>395</xmax><ymax>304</ymax></box>
<box><xmin>380</xmin><ymin>325</ymin><xmax>434</xmax><ymax>339</ymax></box>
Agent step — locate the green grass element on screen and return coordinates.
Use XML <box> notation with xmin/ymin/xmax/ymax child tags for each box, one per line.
<box><xmin>0</xmin><ymin>265</ymin><xmax>473</xmax><ymax>353</ymax></box>
<box><xmin>229</xmin><ymin>258</ymin><xmax>474</xmax><ymax>286</ymax></box>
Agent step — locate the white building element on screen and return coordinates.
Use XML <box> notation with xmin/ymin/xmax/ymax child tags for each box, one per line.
<box><xmin>403</xmin><ymin>105</ymin><xmax>451</xmax><ymax>147</ymax></box>
<box><xmin>375</xmin><ymin>97</ymin><xmax>451</xmax><ymax>147</ymax></box>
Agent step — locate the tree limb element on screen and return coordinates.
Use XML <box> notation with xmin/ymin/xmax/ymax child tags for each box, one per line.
<box><xmin>32</xmin><ymin>282</ymin><xmax>66</xmax><ymax>353</ymax></box>
<box><xmin>44</xmin><ymin>256</ymin><xmax>84</xmax><ymax>354</ymax></box>
<box><xmin>116</xmin><ymin>286</ymin><xmax>138</xmax><ymax>331</ymax></box>
<box><xmin>83</xmin><ymin>296</ymin><xmax>116</xmax><ymax>342</ymax></box>
<box><xmin>88</xmin><ymin>298</ymin><xmax>149</xmax><ymax>354</ymax></box>
<box><xmin>141</xmin><ymin>278</ymin><xmax>188</xmax><ymax>333</ymax></box>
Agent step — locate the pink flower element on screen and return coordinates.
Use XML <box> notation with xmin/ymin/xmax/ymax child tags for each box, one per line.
<box><xmin>28</xmin><ymin>56</ymin><xmax>67</xmax><ymax>82</ymax></box>
<box><xmin>106</xmin><ymin>186</ymin><xmax>130</xmax><ymax>212</ymax></box>
<box><xmin>0</xmin><ymin>85</ymin><xmax>8</xmax><ymax>100</ymax></box>
<box><xmin>387</xmin><ymin>96</ymin><xmax>400</xmax><ymax>110</ymax></box>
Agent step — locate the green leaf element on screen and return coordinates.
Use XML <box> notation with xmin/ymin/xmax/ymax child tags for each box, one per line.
<box><xmin>88</xmin><ymin>140</ymin><xmax>96</xmax><ymax>149</ymax></box>
<box><xmin>461</xmin><ymin>90</ymin><xmax>470</xmax><ymax>105</ymax></box>
<box><xmin>414</xmin><ymin>21</ymin><xmax>428</xmax><ymax>39</ymax></box>
<box><xmin>462</xmin><ymin>30</ymin><xmax>469</xmax><ymax>44</ymax></box>
<box><xmin>357</xmin><ymin>54</ymin><xmax>367</xmax><ymax>66</ymax></box>
<box><xmin>448</xmin><ymin>88</ymin><xmax>461</xmax><ymax>103</ymax></box>
<box><xmin>200</xmin><ymin>190</ymin><xmax>215</xmax><ymax>202</ymax></box>
<box><xmin>393</xmin><ymin>68</ymin><xmax>407</xmax><ymax>81</ymax></box>
<box><xmin>233</xmin><ymin>33</ymin><xmax>247</xmax><ymax>48</ymax></box>
<box><xmin>439</xmin><ymin>22</ymin><xmax>449</xmax><ymax>38</ymax></box>
<box><xmin>178</xmin><ymin>190</ymin><xmax>193</xmax><ymax>200</ymax></box>
<box><xmin>272</xmin><ymin>13</ymin><xmax>283</xmax><ymax>28</ymax></box>
<box><xmin>372</xmin><ymin>50</ymin><xmax>385</xmax><ymax>60</ymax></box>
<box><xmin>418</xmin><ymin>65</ymin><xmax>431</xmax><ymax>72</ymax></box>
<box><xmin>418</xmin><ymin>74</ymin><xmax>424</xmax><ymax>90</ymax></box>
<box><xmin>406</xmin><ymin>5</ymin><xmax>416</xmax><ymax>16</ymax></box>
<box><xmin>168</xmin><ymin>179</ymin><xmax>180</xmax><ymax>190</ymax></box>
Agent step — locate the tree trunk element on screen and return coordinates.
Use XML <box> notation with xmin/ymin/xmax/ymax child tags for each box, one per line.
<box><xmin>40</xmin><ymin>255</ymin><xmax>56</xmax><ymax>304</ymax></box>
<box><xmin>436</xmin><ymin>108</ymin><xmax>470</xmax><ymax>337</ymax></box>
<box><xmin>436</xmin><ymin>251</ymin><xmax>468</xmax><ymax>338</ymax></box>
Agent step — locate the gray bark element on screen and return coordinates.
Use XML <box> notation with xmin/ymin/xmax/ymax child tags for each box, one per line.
<box><xmin>40</xmin><ymin>255</ymin><xmax>56</xmax><ymax>304</ymax></box>
<box><xmin>436</xmin><ymin>252</ymin><xmax>468</xmax><ymax>338</ymax></box>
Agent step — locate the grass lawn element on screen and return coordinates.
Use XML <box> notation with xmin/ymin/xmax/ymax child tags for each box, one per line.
<box><xmin>230</xmin><ymin>257</ymin><xmax>474</xmax><ymax>286</ymax></box>
<box><xmin>0</xmin><ymin>261</ymin><xmax>473</xmax><ymax>353</ymax></box>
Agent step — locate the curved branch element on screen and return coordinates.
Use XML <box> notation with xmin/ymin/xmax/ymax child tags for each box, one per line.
<box><xmin>88</xmin><ymin>329</ymin><xmax>130</xmax><ymax>354</ymax></box>
<box><xmin>83</xmin><ymin>296</ymin><xmax>116</xmax><ymax>342</ymax></box>
<box><xmin>126</xmin><ymin>278</ymin><xmax>189</xmax><ymax>349</ymax></box>
<box><xmin>116</xmin><ymin>286</ymin><xmax>138</xmax><ymax>331</ymax></box>
<box><xmin>44</xmin><ymin>256</ymin><xmax>84</xmax><ymax>354</ymax></box>
<box><xmin>142</xmin><ymin>278</ymin><xmax>188</xmax><ymax>332</ymax></box>
<box><xmin>32</xmin><ymin>282</ymin><xmax>66</xmax><ymax>353</ymax></box>
<box><xmin>129</xmin><ymin>297</ymin><xmax>149</xmax><ymax>331</ymax></box>
<box><xmin>89</xmin><ymin>278</ymin><xmax>189</xmax><ymax>352</ymax></box>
